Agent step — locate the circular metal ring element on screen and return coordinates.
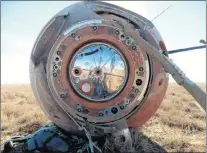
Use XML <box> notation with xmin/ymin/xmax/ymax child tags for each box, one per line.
<box><xmin>69</xmin><ymin>42</ymin><xmax>128</xmax><ymax>102</ymax></box>
<box><xmin>46</xmin><ymin>23</ymin><xmax>150</xmax><ymax>123</ymax></box>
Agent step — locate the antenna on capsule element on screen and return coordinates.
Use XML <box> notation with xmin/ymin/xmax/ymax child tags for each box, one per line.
<box><xmin>151</xmin><ymin>5</ymin><xmax>172</xmax><ymax>22</ymax></box>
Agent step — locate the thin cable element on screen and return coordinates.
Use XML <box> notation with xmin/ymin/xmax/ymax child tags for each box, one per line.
<box><xmin>151</xmin><ymin>5</ymin><xmax>172</xmax><ymax>22</ymax></box>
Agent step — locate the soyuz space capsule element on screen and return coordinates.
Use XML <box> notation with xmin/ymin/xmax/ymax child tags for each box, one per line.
<box><xmin>30</xmin><ymin>1</ymin><xmax>169</xmax><ymax>137</ymax></box>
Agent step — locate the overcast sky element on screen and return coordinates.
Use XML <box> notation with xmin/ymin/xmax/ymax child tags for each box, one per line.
<box><xmin>1</xmin><ymin>1</ymin><xmax>206</xmax><ymax>84</ymax></box>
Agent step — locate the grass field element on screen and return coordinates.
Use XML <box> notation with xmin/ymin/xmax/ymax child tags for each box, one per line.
<box><xmin>1</xmin><ymin>83</ymin><xmax>206</xmax><ymax>152</ymax></box>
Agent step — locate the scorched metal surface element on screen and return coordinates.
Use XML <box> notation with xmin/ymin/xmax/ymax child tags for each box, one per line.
<box><xmin>29</xmin><ymin>1</ymin><xmax>169</xmax><ymax>137</ymax></box>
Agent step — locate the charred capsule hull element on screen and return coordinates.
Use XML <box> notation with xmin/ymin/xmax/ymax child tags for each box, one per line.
<box><xmin>30</xmin><ymin>1</ymin><xmax>169</xmax><ymax>136</ymax></box>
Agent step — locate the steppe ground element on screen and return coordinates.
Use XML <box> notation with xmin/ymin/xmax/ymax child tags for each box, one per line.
<box><xmin>1</xmin><ymin>83</ymin><xmax>206</xmax><ymax>152</ymax></box>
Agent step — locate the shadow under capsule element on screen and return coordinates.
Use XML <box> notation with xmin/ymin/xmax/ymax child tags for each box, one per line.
<box><xmin>102</xmin><ymin>127</ymin><xmax>167</xmax><ymax>153</ymax></box>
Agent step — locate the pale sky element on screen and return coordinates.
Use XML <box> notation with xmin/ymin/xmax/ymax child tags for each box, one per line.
<box><xmin>1</xmin><ymin>1</ymin><xmax>206</xmax><ymax>84</ymax></box>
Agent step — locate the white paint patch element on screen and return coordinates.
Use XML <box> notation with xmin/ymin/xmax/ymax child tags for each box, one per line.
<box><xmin>82</xmin><ymin>83</ymin><xmax>91</xmax><ymax>93</ymax></box>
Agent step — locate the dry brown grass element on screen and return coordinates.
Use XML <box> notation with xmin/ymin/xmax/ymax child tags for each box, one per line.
<box><xmin>1</xmin><ymin>85</ymin><xmax>48</xmax><ymax>143</ymax></box>
<box><xmin>1</xmin><ymin>83</ymin><xmax>206</xmax><ymax>152</ymax></box>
